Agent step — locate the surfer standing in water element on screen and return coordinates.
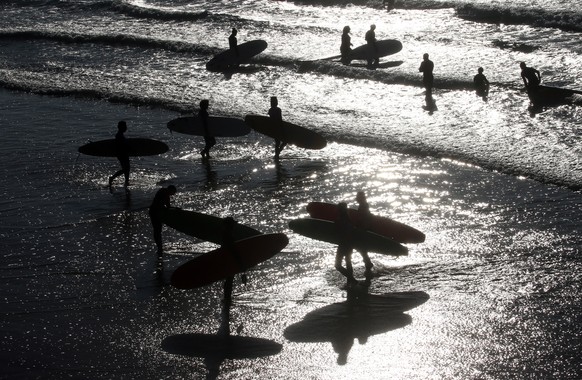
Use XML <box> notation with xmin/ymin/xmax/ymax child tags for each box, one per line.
<box><xmin>365</xmin><ymin>24</ymin><xmax>379</xmax><ymax>69</ymax></box>
<box><xmin>419</xmin><ymin>53</ymin><xmax>434</xmax><ymax>98</ymax></box>
<box><xmin>221</xmin><ymin>217</ymin><xmax>248</xmax><ymax>306</ymax></box>
<box><xmin>340</xmin><ymin>26</ymin><xmax>353</xmax><ymax>65</ymax></box>
<box><xmin>335</xmin><ymin>202</ymin><xmax>357</xmax><ymax>285</ymax></box>
<box><xmin>228</xmin><ymin>28</ymin><xmax>239</xmax><ymax>69</ymax></box>
<box><xmin>149</xmin><ymin>185</ymin><xmax>177</xmax><ymax>257</ymax></box>
<box><xmin>355</xmin><ymin>191</ymin><xmax>374</xmax><ymax>275</ymax></box>
<box><xmin>198</xmin><ymin>99</ymin><xmax>215</xmax><ymax>159</ymax></box>
<box><xmin>520</xmin><ymin>62</ymin><xmax>541</xmax><ymax>90</ymax></box>
<box><xmin>109</xmin><ymin>120</ymin><xmax>130</xmax><ymax>189</ymax></box>
<box><xmin>269</xmin><ymin>96</ymin><xmax>286</xmax><ymax>159</ymax></box>
<box><xmin>473</xmin><ymin>67</ymin><xmax>490</xmax><ymax>100</ymax></box>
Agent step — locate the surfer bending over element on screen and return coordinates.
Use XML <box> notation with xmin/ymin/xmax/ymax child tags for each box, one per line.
<box><xmin>365</xmin><ymin>24</ymin><xmax>379</xmax><ymax>69</ymax></box>
<box><xmin>269</xmin><ymin>96</ymin><xmax>286</xmax><ymax>159</ymax></box>
<box><xmin>473</xmin><ymin>67</ymin><xmax>490</xmax><ymax>99</ymax></box>
<box><xmin>149</xmin><ymin>185</ymin><xmax>177</xmax><ymax>256</ymax></box>
<box><xmin>520</xmin><ymin>62</ymin><xmax>541</xmax><ymax>90</ymax></box>
<box><xmin>222</xmin><ymin>217</ymin><xmax>248</xmax><ymax>305</ymax></box>
<box><xmin>356</xmin><ymin>191</ymin><xmax>374</xmax><ymax>274</ymax></box>
<box><xmin>199</xmin><ymin>99</ymin><xmax>215</xmax><ymax>159</ymax></box>
<box><xmin>340</xmin><ymin>26</ymin><xmax>353</xmax><ymax>65</ymax></box>
<box><xmin>109</xmin><ymin>120</ymin><xmax>130</xmax><ymax>188</ymax></box>
<box><xmin>335</xmin><ymin>202</ymin><xmax>357</xmax><ymax>285</ymax></box>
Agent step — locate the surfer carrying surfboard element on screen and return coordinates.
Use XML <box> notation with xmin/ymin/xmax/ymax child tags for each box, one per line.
<box><xmin>222</xmin><ymin>217</ymin><xmax>248</xmax><ymax>304</ymax></box>
<box><xmin>269</xmin><ymin>96</ymin><xmax>287</xmax><ymax>159</ymax></box>
<box><xmin>335</xmin><ymin>202</ymin><xmax>357</xmax><ymax>285</ymax></box>
<box><xmin>520</xmin><ymin>62</ymin><xmax>541</xmax><ymax>90</ymax></box>
<box><xmin>355</xmin><ymin>191</ymin><xmax>374</xmax><ymax>274</ymax></box>
<box><xmin>109</xmin><ymin>120</ymin><xmax>130</xmax><ymax>188</ymax></box>
<box><xmin>228</xmin><ymin>28</ymin><xmax>239</xmax><ymax>68</ymax></box>
<box><xmin>365</xmin><ymin>24</ymin><xmax>379</xmax><ymax>69</ymax></box>
<box><xmin>198</xmin><ymin>99</ymin><xmax>215</xmax><ymax>159</ymax></box>
<box><xmin>149</xmin><ymin>185</ymin><xmax>177</xmax><ymax>256</ymax></box>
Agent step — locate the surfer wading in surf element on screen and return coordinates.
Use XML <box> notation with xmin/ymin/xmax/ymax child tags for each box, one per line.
<box><xmin>269</xmin><ymin>96</ymin><xmax>287</xmax><ymax>159</ymax></box>
<box><xmin>149</xmin><ymin>185</ymin><xmax>177</xmax><ymax>257</ymax></box>
<box><xmin>109</xmin><ymin>120</ymin><xmax>130</xmax><ymax>189</ymax></box>
<box><xmin>228</xmin><ymin>27</ymin><xmax>239</xmax><ymax>69</ymax></box>
<box><xmin>198</xmin><ymin>99</ymin><xmax>215</xmax><ymax>159</ymax></box>
<box><xmin>340</xmin><ymin>26</ymin><xmax>353</xmax><ymax>65</ymax></box>
<box><xmin>365</xmin><ymin>24</ymin><xmax>379</xmax><ymax>69</ymax></box>
<box><xmin>355</xmin><ymin>191</ymin><xmax>374</xmax><ymax>276</ymax></box>
<box><xmin>335</xmin><ymin>202</ymin><xmax>358</xmax><ymax>285</ymax></box>
<box><xmin>473</xmin><ymin>67</ymin><xmax>490</xmax><ymax>100</ymax></box>
<box><xmin>520</xmin><ymin>62</ymin><xmax>541</xmax><ymax>90</ymax></box>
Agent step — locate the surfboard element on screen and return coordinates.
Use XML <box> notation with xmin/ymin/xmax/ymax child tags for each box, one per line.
<box><xmin>162</xmin><ymin>333</ymin><xmax>282</xmax><ymax>359</ymax></box>
<box><xmin>206</xmin><ymin>40</ymin><xmax>268</xmax><ymax>71</ymax></box>
<box><xmin>244</xmin><ymin>114</ymin><xmax>327</xmax><ymax>150</ymax></box>
<box><xmin>167</xmin><ymin>116</ymin><xmax>251</xmax><ymax>137</ymax></box>
<box><xmin>346</xmin><ymin>39</ymin><xmax>402</xmax><ymax>61</ymax></box>
<box><xmin>306</xmin><ymin>202</ymin><xmax>425</xmax><ymax>244</ymax></box>
<box><xmin>171</xmin><ymin>233</ymin><xmax>288</xmax><ymax>289</ymax></box>
<box><xmin>161</xmin><ymin>208</ymin><xmax>262</xmax><ymax>244</ymax></box>
<box><xmin>78</xmin><ymin>138</ymin><xmax>168</xmax><ymax>157</ymax></box>
<box><xmin>288</xmin><ymin>218</ymin><xmax>408</xmax><ymax>256</ymax></box>
<box><xmin>527</xmin><ymin>85</ymin><xmax>582</xmax><ymax>105</ymax></box>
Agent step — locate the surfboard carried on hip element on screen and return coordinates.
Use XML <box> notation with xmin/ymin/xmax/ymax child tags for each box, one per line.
<box><xmin>306</xmin><ymin>202</ymin><xmax>425</xmax><ymax>243</ymax></box>
<box><xmin>167</xmin><ymin>116</ymin><xmax>250</xmax><ymax>137</ymax></box>
<box><xmin>171</xmin><ymin>233</ymin><xmax>289</xmax><ymax>289</ymax></box>
<box><xmin>206</xmin><ymin>40</ymin><xmax>268</xmax><ymax>71</ymax></box>
<box><xmin>78</xmin><ymin>138</ymin><xmax>168</xmax><ymax>157</ymax></box>
<box><xmin>244</xmin><ymin>114</ymin><xmax>327</xmax><ymax>150</ymax></box>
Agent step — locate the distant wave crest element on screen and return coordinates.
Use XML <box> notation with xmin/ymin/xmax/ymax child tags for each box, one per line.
<box><xmin>110</xmin><ymin>0</ymin><xmax>209</xmax><ymax>21</ymax></box>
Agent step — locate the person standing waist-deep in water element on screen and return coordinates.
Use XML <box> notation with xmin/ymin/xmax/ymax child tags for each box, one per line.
<box><xmin>335</xmin><ymin>202</ymin><xmax>357</xmax><ymax>285</ymax></box>
<box><xmin>365</xmin><ymin>24</ymin><xmax>378</xmax><ymax>69</ymax></box>
<box><xmin>109</xmin><ymin>120</ymin><xmax>130</xmax><ymax>188</ymax></box>
<box><xmin>198</xmin><ymin>99</ymin><xmax>215</xmax><ymax>159</ymax></box>
<box><xmin>520</xmin><ymin>62</ymin><xmax>541</xmax><ymax>90</ymax></box>
<box><xmin>149</xmin><ymin>185</ymin><xmax>177</xmax><ymax>257</ymax></box>
<box><xmin>473</xmin><ymin>67</ymin><xmax>490</xmax><ymax>99</ymax></box>
<box><xmin>269</xmin><ymin>96</ymin><xmax>286</xmax><ymax>159</ymax></box>
<box><xmin>419</xmin><ymin>53</ymin><xmax>434</xmax><ymax>98</ymax></box>
<box><xmin>340</xmin><ymin>26</ymin><xmax>353</xmax><ymax>65</ymax></box>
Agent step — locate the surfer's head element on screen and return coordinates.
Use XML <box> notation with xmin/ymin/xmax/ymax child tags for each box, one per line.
<box><xmin>520</xmin><ymin>62</ymin><xmax>526</xmax><ymax>69</ymax></box>
<box><xmin>117</xmin><ymin>120</ymin><xmax>127</xmax><ymax>132</ymax></box>
<box><xmin>478</xmin><ymin>67</ymin><xmax>484</xmax><ymax>73</ymax></box>
<box><xmin>370</xmin><ymin>24</ymin><xmax>376</xmax><ymax>30</ymax></box>
<box><xmin>167</xmin><ymin>185</ymin><xmax>177</xmax><ymax>195</ymax></box>
<box><xmin>200</xmin><ymin>99</ymin><xmax>209</xmax><ymax>110</ymax></box>
<box><xmin>231</xmin><ymin>28</ymin><xmax>237</xmax><ymax>36</ymax></box>
<box><xmin>343</xmin><ymin>25</ymin><xmax>350</xmax><ymax>34</ymax></box>
<box><xmin>356</xmin><ymin>191</ymin><xmax>366</xmax><ymax>203</ymax></box>
<box><xmin>270</xmin><ymin>96</ymin><xmax>278</xmax><ymax>107</ymax></box>
<box><xmin>423</xmin><ymin>53</ymin><xmax>429</xmax><ymax>60</ymax></box>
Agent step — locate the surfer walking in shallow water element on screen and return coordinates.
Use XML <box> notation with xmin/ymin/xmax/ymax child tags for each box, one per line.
<box><xmin>340</xmin><ymin>26</ymin><xmax>353</xmax><ymax>65</ymax></box>
<box><xmin>355</xmin><ymin>191</ymin><xmax>374</xmax><ymax>275</ymax></box>
<box><xmin>269</xmin><ymin>96</ymin><xmax>286</xmax><ymax>159</ymax></box>
<box><xmin>149</xmin><ymin>185</ymin><xmax>177</xmax><ymax>257</ymax></box>
<box><xmin>365</xmin><ymin>24</ymin><xmax>379</xmax><ymax>69</ymax></box>
<box><xmin>473</xmin><ymin>67</ymin><xmax>490</xmax><ymax>100</ymax></box>
<box><xmin>520</xmin><ymin>62</ymin><xmax>541</xmax><ymax>90</ymax></box>
<box><xmin>198</xmin><ymin>99</ymin><xmax>215</xmax><ymax>159</ymax></box>
<box><xmin>109</xmin><ymin>120</ymin><xmax>130</xmax><ymax>189</ymax></box>
<box><xmin>335</xmin><ymin>202</ymin><xmax>357</xmax><ymax>285</ymax></box>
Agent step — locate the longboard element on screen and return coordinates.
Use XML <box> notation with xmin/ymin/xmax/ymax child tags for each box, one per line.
<box><xmin>348</xmin><ymin>39</ymin><xmax>402</xmax><ymax>61</ymax></box>
<box><xmin>167</xmin><ymin>116</ymin><xmax>250</xmax><ymax>137</ymax></box>
<box><xmin>288</xmin><ymin>218</ymin><xmax>408</xmax><ymax>256</ymax></box>
<box><xmin>527</xmin><ymin>85</ymin><xmax>582</xmax><ymax>105</ymax></box>
<box><xmin>244</xmin><ymin>114</ymin><xmax>327</xmax><ymax>150</ymax></box>
<box><xmin>161</xmin><ymin>208</ymin><xmax>262</xmax><ymax>244</ymax></box>
<box><xmin>162</xmin><ymin>333</ymin><xmax>282</xmax><ymax>359</ymax></box>
<box><xmin>78</xmin><ymin>138</ymin><xmax>168</xmax><ymax>157</ymax></box>
<box><xmin>171</xmin><ymin>233</ymin><xmax>288</xmax><ymax>289</ymax></box>
<box><xmin>206</xmin><ymin>40</ymin><xmax>268</xmax><ymax>71</ymax></box>
<box><xmin>306</xmin><ymin>202</ymin><xmax>425</xmax><ymax>244</ymax></box>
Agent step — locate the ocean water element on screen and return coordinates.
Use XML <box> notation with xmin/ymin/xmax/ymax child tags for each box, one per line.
<box><xmin>1</xmin><ymin>0</ymin><xmax>582</xmax><ymax>378</ymax></box>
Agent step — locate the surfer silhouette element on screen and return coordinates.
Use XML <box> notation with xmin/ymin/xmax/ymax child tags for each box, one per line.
<box><xmin>221</xmin><ymin>217</ymin><xmax>248</xmax><ymax>305</ymax></box>
<box><xmin>199</xmin><ymin>99</ymin><xmax>215</xmax><ymax>159</ymax></box>
<box><xmin>355</xmin><ymin>191</ymin><xmax>374</xmax><ymax>276</ymax></box>
<box><xmin>419</xmin><ymin>53</ymin><xmax>434</xmax><ymax>98</ymax></box>
<box><xmin>520</xmin><ymin>62</ymin><xmax>541</xmax><ymax>90</ymax></box>
<box><xmin>109</xmin><ymin>120</ymin><xmax>130</xmax><ymax>188</ymax></box>
<box><xmin>149</xmin><ymin>185</ymin><xmax>177</xmax><ymax>256</ymax></box>
<box><xmin>229</xmin><ymin>28</ymin><xmax>238</xmax><ymax>56</ymax></box>
<box><xmin>473</xmin><ymin>67</ymin><xmax>490</xmax><ymax>100</ymax></box>
<box><xmin>365</xmin><ymin>24</ymin><xmax>379</xmax><ymax>69</ymax></box>
<box><xmin>269</xmin><ymin>96</ymin><xmax>286</xmax><ymax>159</ymax></box>
<box><xmin>335</xmin><ymin>202</ymin><xmax>357</xmax><ymax>285</ymax></box>
<box><xmin>340</xmin><ymin>26</ymin><xmax>353</xmax><ymax>65</ymax></box>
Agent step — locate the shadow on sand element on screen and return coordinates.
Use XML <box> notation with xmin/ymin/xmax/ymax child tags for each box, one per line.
<box><xmin>284</xmin><ymin>289</ymin><xmax>429</xmax><ymax>365</ymax></box>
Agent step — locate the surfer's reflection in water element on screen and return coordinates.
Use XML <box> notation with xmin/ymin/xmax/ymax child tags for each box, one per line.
<box><xmin>221</xmin><ymin>217</ymin><xmax>248</xmax><ymax>306</ymax></box>
<box><xmin>108</xmin><ymin>120</ymin><xmax>130</xmax><ymax>189</ymax></box>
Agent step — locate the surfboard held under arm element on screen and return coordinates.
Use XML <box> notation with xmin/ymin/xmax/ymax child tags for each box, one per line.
<box><xmin>244</xmin><ymin>114</ymin><xmax>327</xmax><ymax>150</ymax></box>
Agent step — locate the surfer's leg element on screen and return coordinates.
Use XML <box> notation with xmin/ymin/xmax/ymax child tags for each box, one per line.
<box><xmin>223</xmin><ymin>276</ymin><xmax>234</xmax><ymax>303</ymax></box>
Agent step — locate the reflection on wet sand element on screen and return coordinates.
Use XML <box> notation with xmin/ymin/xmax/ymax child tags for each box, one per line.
<box><xmin>284</xmin><ymin>289</ymin><xmax>429</xmax><ymax>364</ymax></box>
